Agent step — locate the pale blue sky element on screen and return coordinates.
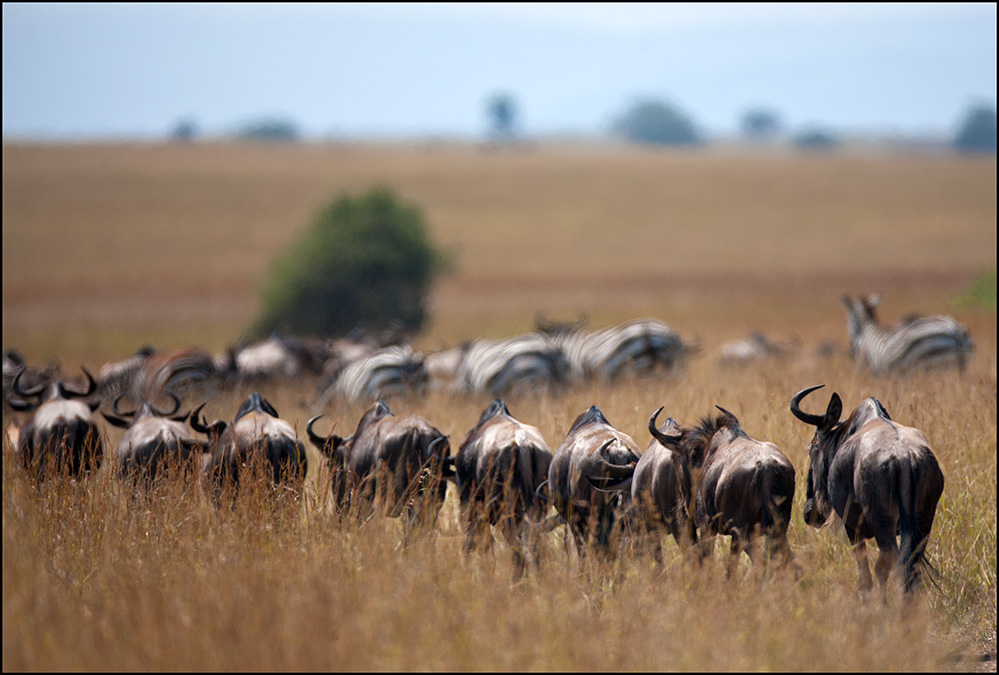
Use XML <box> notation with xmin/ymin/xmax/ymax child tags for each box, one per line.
<box><xmin>2</xmin><ymin>2</ymin><xmax>996</xmax><ymax>141</ymax></box>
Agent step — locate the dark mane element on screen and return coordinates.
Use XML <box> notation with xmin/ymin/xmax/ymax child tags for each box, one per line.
<box><xmin>684</xmin><ymin>412</ymin><xmax>744</xmax><ymax>468</ymax></box>
<box><xmin>475</xmin><ymin>399</ymin><xmax>510</xmax><ymax>427</ymax></box>
<box><xmin>356</xmin><ymin>400</ymin><xmax>394</xmax><ymax>430</ymax></box>
<box><xmin>234</xmin><ymin>391</ymin><xmax>280</xmax><ymax>422</ymax></box>
<box><xmin>568</xmin><ymin>405</ymin><xmax>610</xmax><ymax>434</ymax></box>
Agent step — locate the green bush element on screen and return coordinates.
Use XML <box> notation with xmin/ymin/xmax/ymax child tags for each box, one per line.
<box><xmin>953</xmin><ymin>104</ymin><xmax>997</xmax><ymax>154</ymax></box>
<box><xmin>252</xmin><ymin>187</ymin><xmax>451</xmax><ymax>338</ymax></box>
<box><xmin>956</xmin><ymin>268</ymin><xmax>997</xmax><ymax>309</ymax></box>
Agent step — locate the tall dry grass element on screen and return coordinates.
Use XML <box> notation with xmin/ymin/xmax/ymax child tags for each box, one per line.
<box><xmin>2</xmin><ymin>141</ymin><xmax>996</xmax><ymax>670</ymax></box>
<box><xmin>4</xmin><ymin>335</ymin><xmax>995</xmax><ymax>671</ymax></box>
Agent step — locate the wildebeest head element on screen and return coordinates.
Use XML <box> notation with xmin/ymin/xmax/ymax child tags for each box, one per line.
<box><xmin>11</xmin><ymin>366</ymin><xmax>104</xmax><ymax>478</ymax></box>
<box><xmin>102</xmin><ymin>390</ymin><xmax>211</xmax><ymax>479</ymax></box>
<box><xmin>198</xmin><ymin>391</ymin><xmax>307</xmax><ymax>497</ymax></box>
<box><xmin>790</xmin><ymin>383</ymin><xmax>944</xmax><ymax>592</ymax></box>
<box><xmin>789</xmin><ymin>384</ymin><xmax>843</xmax><ymax>526</ymax></box>
<box><xmin>9</xmin><ymin>365</ymin><xmax>100</xmax><ymax>413</ymax></box>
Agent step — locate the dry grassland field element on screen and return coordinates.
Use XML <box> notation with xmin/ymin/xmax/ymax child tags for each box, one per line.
<box><xmin>2</xmin><ymin>141</ymin><xmax>997</xmax><ymax>671</ymax></box>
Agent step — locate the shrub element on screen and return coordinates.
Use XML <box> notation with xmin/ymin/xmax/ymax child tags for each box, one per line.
<box><xmin>953</xmin><ymin>104</ymin><xmax>997</xmax><ymax>154</ymax></box>
<box><xmin>252</xmin><ymin>187</ymin><xmax>451</xmax><ymax>338</ymax></box>
<box><xmin>612</xmin><ymin>98</ymin><xmax>702</xmax><ymax>147</ymax></box>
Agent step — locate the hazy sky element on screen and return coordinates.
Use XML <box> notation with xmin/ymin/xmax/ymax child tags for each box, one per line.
<box><xmin>2</xmin><ymin>2</ymin><xmax>996</xmax><ymax>141</ymax></box>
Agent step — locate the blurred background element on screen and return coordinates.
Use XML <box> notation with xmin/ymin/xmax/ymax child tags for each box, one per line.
<box><xmin>2</xmin><ymin>3</ymin><xmax>996</xmax><ymax>364</ymax></box>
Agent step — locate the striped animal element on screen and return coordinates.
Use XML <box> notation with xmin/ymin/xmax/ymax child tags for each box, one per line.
<box><xmin>841</xmin><ymin>294</ymin><xmax>972</xmax><ymax>374</ymax></box>
<box><xmin>315</xmin><ymin>345</ymin><xmax>428</xmax><ymax>404</ymax></box>
<box><xmin>544</xmin><ymin>318</ymin><xmax>692</xmax><ymax>381</ymax></box>
<box><xmin>452</xmin><ymin>333</ymin><xmax>569</xmax><ymax>397</ymax></box>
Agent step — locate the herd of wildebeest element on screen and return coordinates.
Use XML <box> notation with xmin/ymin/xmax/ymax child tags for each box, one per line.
<box><xmin>1</xmin><ymin>293</ymin><xmax>975</xmax><ymax>593</ymax></box>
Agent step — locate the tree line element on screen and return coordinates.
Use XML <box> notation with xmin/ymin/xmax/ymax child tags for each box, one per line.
<box><xmin>173</xmin><ymin>97</ymin><xmax>996</xmax><ymax>155</ymax></box>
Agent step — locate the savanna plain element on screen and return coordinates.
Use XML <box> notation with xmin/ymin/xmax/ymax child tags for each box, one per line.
<box><xmin>2</xmin><ymin>141</ymin><xmax>996</xmax><ymax>671</ymax></box>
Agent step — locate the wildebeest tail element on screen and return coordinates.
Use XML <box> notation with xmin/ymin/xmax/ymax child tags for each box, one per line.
<box><xmin>752</xmin><ymin>462</ymin><xmax>793</xmax><ymax>541</ymax></box>
<box><xmin>896</xmin><ymin>459</ymin><xmax>936</xmax><ymax>592</ymax></box>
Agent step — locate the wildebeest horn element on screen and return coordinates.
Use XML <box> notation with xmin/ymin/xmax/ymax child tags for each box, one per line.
<box><xmin>59</xmin><ymin>366</ymin><xmax>97</xmax><ymax>399</ymax></box>
<box><xmin>790</xmin><ymin>385</ymin><xmax>828</xmax><ymax>427</ymax></box>
<box><xmin>112</xmin><ymin>391</ymin><xmax>137</xmax><ymax>417</ymax></box>
<box><xmin>12</xmin><ymin>368</ymin><xmax>45</xmax><ymax>399</ymax></box>
<box><xmin>190</xmin><ymin>402</ymin><xmax>227</xmax><ymax>436</ymax></box>
<box><xmin>587</xmin><ymin>475</ymin><xmax>634</xmax><ymax>493</ymax></box>
<box><xmin>535</xmin><ymin>478</ymin><xmax>551</xmax><ymax>502</ymax></box>
<box><xmin>306</xmin><ymin>414</ymin><xmax>336</xmax><ymax>447</ymax></box>
<box><xmin>152</xmin><ymin>390</ymin><xmax>182</xmax><ymax>417</ymax></box>
<box><xmin>427</xmin><ymin>435</ymin><xmax>449</xmax><ymax>456</ymax></box>
<box><xmin>595</xmin><ymin>440</ymin><xmax>637</xmax><ymax>478</ymax></box>
<box><xmin>101</xmin><ymin>410</ymin><xmax>132</xmax><ymax>429</ymax></box>
<box><xmin>648</xmin><ymin>406</ymin><xmax>682</xmax><ymax>448</ymax></box>
<box><xmin>713</xmin><ymin>405</ymin><xmax>740</xmax><ymax>426</ymax></box>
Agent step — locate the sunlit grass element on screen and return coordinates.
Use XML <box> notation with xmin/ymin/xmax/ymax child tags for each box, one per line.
<box><xmin>2</xmin><ymin>142</ymin><xmax>995</xmax><ymax>670</ymax></box>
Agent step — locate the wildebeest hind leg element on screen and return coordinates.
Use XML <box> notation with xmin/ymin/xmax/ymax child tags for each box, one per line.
<box><xmin>873</xmin><ymin>531</ymin><xmax>899</xmax><ymax>591</ymax></box>
<box><xmin>845</xmin><ymin>523</ymin><xmax>874</xmax><ymax>592</ymax></box>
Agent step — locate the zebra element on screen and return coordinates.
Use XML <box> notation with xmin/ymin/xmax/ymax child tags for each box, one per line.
<box><xmin>314</xmin><ymin>345</ymin><xmax>428</xmax><ymax>404</ymax></box>
<box><xmin>544</xmin><ymin>317</ymin><xmax>692</xmax><ymax>381</ymax></box>
<box><xmin>841</xmin><ymin>293</ymin><xmax>973</xmax><ymax>375</ymax></box>
<box><xmin>452</xmin><ymin>333</ymin><xmax>570</xmax><ymax>397</ymax></box>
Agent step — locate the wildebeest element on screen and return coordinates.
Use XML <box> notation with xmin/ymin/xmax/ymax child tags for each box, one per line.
<box><xmin>547</xmin><ymin>405</ymin><xmax>641</xmax><ymax>556</ymax></box>
<box><xmin>8</xmin><ymin>366</ymin><xmax>104</xmax><ymax>479</ymax></box>
<box><xmin>647</xmin><ymin>405</ymin><xmax>795</xmax><ymax>576</ymax></box>
<box><xmin>195</xmin><ymin>392</ymin><xmax>308</xmax><ymax>501</ymax></box>
<box><xmin>101</xmin><ymin>390</ymin><xmax>212</xmax><ymax>481</ymax></box>
<box><xmin>452</xmin><ymin>333</ymin><xmax>570</xmax><ymax>397</ymax></box>
<box><xmin>841</xmin><ymin>293</ymin><xmax>973</xmax><ymax>374</ymax></box>
<box><xmin>790</xmin><ymin>384</ymin><xmax>945</xmax><ymax>593</ymax></box>
<box><xmin>453</xmin><ymin>399</ymin><xmax>553</xmax><ymax>576</ymax></box>
<box><xmin>306</xmin><ymin>400</ymin><xmax>451</xmax><ymax>529</ymax></box>
<box><xmin>626</xmin><ymin>412</ymin><xmax>697</xmax><ymax>564</ymax></box>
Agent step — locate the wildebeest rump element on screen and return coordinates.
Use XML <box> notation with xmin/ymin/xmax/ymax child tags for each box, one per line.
<box><xmin>790</xmin><ymin>384</ymin><xmax>944</xmax><ymax>592</ymax></box>
<box><xmin>307</xmin><ymin>400</ymin><xmax>450</xmax><ymax>527</ymax></box>
<box><xmin>453</xmin><ymin>399</ymin><xmax>553</xmax><ymax>575</ymax></box>
<box><xmin>9</xmin><ymin>366</ymin><xmax>104</xmax><ymax>479</ymax></box>
<box><xmin>648</xmin><ymin>405</ymin><xmax>795</xmax><ymax>575</ymax></box>
<box><xmin>196</xmin><ymin>391</ymin><xmax>307</xmax><ymax>500</ymax></box>
<box><xmin>547</xmin><ymin>405</ymin><xmax>641</xmax><ymax>555</ymax></box>
<box><xmin>626</xmin><ymin>411</ymin><xmax>697</xmax><ymax>563</ymax></box>
<box><xmin>101</xmin><ymin>390</ymin><xmax>212</xmax><ymax>481</ymax></box>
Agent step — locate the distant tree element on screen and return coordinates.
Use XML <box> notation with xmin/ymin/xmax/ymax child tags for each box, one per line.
<box><xmin>953</xmin><ymin>103</ymin><xmax>997</xmax><ymax>154</ymax></box>
<box><xmin>252</xmin><ymin>187</ymin><xmax>451</xmax><ymax>338</ymax></box>
<box><xmin>486</xmin><ymin>92</ymin><xmax>517</xmax><ymax>141</ymax></box>
<box><xmin>791</xmin><ymin>126</ymin><xmax>838</xmax><ymax>151</ymax></box>
<box><xmin>170</xmin><ymin>117</ymin><xmax>198</xmax><ymax>143</ymax></box>
<box><xmin>236</xmin><ymin>117</ymin><xmax>300</xmax><ymax>142</ymax></box>
<box><xmin>612</xmin><ymin>98</ymin><xmax>702</xmax><ymax>146</ymax></box>
<box><xmin>740</xmin><ymin>107</ymin><xmax>782</xmax><ymax>141</ymax></box>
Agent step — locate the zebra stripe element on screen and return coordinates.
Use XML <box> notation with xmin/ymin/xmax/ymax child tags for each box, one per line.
<box><xmin>454</xmin><ymin>333</ymin><xmax>569</xmax><ymax>397</ymax></box>
<box><xmin>321</xmin><ymin>345</ymin><xmax>428</xmax><ymax>403</ymax></box>
<box><xmin>550</xmin><ymin>318</ymin><xmax>689</xmax><ymax>381</ymax></box>
<box><xmin>842</xmin><ymin>294</ymin><xmax>973</xmax><ymax>374</ymax></box>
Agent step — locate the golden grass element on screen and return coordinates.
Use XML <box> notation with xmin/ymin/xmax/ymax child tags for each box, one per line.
<box><xmin>2</xmin><ymin>141</ymin><xmax>996</xmax><ymax>670</ymax></box>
